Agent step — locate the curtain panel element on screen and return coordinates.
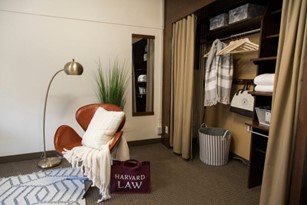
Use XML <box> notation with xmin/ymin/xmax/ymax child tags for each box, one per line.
<box><xmin>170</xmin><ymin>14</ymin><xmax>196</xmax><ymax>159</ymax></box>
<box><xmin>260</xmin><ymin>0</ymin><xmax>307</xmax><ymax>204</ymax></box>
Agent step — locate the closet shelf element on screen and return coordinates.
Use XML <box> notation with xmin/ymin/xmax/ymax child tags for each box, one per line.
<box><xmin>245</xmin><ymin>121</ymin><xmax>270</xmax><ymax>132</ymax></box>
<box><xmin>251</xmin><ymin>56</ymin><xmax>277</xmax><ymax>65</ymax></box>
<box><xmin>248</xmin><ymin>91</ymin><xmax>273</xmax><ymax>97</ymax></box>
<box><xmin>265</xmin><ymin>34</ymin><xmax>279</xmax><ymax>39</ymax></box>
<box><xmin>271</xmin><ymin>9</ymin><xmax>282</xmax><ymax>15</ymax></box>
<box><xmin>255</xmin><ymin>148</ymin><xmax>266</xmax><ymax>154</ymax></box>
<box><xmin>205</xmin><ymin>16</ymin><xmax>262</xmax><ymax>41</ymax></box>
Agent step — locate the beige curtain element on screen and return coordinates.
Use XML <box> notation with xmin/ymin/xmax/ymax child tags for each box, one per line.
<box><xmin>170</xmin><ymin>14</ymin><xmax>196</xmax><ymax>159</ymax></box>
<box><xmin>260</xmin><ymin>1</ymin><xmax>307</xmax><ymax>204</ymax></box>
<box><xmin>146</xmin><ymin>39</ymin><xmax>154</xmax><ymax>112</ymax></box>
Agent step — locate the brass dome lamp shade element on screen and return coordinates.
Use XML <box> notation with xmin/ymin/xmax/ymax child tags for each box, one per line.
<box><xmin>38</xmin><ymin>59</ymin><xmax>84</xmax><ymax>169</ymax></box>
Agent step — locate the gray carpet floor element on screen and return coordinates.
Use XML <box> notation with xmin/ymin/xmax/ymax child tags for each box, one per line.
<box><xmin>0</xmin><ymin>143</ymin><xmax>260</xmax><ymax>205</ymax></box>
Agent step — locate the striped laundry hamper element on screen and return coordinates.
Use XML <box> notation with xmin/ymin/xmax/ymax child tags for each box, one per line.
<box><xmin>198</xmin><ymin>124</ymin><xmax>231</xmax><ymax>166</ymax></box>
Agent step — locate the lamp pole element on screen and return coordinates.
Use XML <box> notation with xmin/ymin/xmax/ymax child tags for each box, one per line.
<box><xmin>38</xmin><ymin>59</ymin><xmax>83</xmax><ymax>169</ymax></box>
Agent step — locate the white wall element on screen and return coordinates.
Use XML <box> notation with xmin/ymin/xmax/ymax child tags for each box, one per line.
<box><xmin>0</xmin><ymin>0</ymin><xmax>164</xmax><ymax>156</ymax></box>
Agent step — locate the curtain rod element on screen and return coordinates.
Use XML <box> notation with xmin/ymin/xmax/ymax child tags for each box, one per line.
<box><xmin>220</xmin><ymin>28</ymin><xmax>261</xmax><ymax>41</ymax></box>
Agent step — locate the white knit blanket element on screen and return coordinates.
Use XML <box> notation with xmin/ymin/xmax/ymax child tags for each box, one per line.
<box><xmin>63</xmin><ymin>136</ymin><xmax>130</xmax><ymax>202</ymax></box>
<box><xmin>204</xmin><ymin>39</ymin><xmax>233</xmax><ymax>106</ymax></box>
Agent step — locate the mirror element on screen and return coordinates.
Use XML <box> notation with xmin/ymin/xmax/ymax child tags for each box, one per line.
<box><xmin>132</xmin><ymin>34</ymin><xmax>155</xmax><ymax>116</ymax></box>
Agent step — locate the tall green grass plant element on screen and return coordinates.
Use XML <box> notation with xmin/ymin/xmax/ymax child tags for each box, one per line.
<box><xmin>96</xmin><ymin>60</ymin><xmax>129</xmax><ymax>109</ymax></box>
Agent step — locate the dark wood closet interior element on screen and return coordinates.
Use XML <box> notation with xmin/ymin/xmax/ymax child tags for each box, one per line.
<box><xmin>162</xmin><ymin>0</ymin><xmax>306</xmax><ymax>203</ymax></box>
<box><xmin>132</xmin><ymin>38</ymin><xmax>148</xmax><ymax>113</ymax></box>
<box><xmin>194</xmin><ymin>0</ymin><xmax>281</xmax><ymax>188</ymax></box>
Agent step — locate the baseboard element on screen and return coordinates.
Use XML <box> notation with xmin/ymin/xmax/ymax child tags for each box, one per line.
<box><xmin>0</xmin><ymin>139</ymin><xmax>161</xmax><ymax>164</ymax></box>
<box><xmin>0</xmin><ymin>151</ymin><xmax>59</xmax><ymax>164</ymax></box>
<box><xmin>127</xmin><ymin>138</ymin><xmax>161</xmax><ymax>146</ymax></box>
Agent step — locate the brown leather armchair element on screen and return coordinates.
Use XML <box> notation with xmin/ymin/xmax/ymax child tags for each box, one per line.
<box><xmin>54</xmin><ymin>103</ymin><xmax>126</xmax><ymax>155</ymax></box>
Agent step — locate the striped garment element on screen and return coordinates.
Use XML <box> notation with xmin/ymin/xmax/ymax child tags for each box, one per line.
<box><xmin>204</xmin><ymin>39</ymin><xmax>233</xmax><ymax>106</ymax></box>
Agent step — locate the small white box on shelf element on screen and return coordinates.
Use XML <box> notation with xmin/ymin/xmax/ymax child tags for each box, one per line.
<box><xmin>255</xmin><ymin>106</ymin><xmax>271</xmax><ymax>126</ymax></box>
<box><xmin>229</xmin><ymin>3</ymin><xmax>266</xmax><ymax>24</ymax></box>
<box><xmin>209</xmin><ymin>13</ymin><xmax>228</xmax><ymax>30</ymax></box>
<box><xmin>265</xmin><ymin>111</ymin><xmax>271</xmax><ymax>124</ymax></box>
<box><xmin>139</xmin><ymin>87</ymin><xmax>146</xmax><ymax>94</ymax></box>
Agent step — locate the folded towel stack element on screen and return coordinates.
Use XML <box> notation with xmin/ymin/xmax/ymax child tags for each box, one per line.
<box><xmin>254</xmin><ymin>73</ymin><xmax>275</xmax><ymax>92</ymax></box>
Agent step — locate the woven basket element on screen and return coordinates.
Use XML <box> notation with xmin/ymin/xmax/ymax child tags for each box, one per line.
<box><xmin>199</xmin><ymin>125</ymin><xmax>231</xmax><ymax>166</ymax></box>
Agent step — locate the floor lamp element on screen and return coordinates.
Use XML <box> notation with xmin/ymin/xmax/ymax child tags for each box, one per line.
<box><xmin>38</xmin><ymin>59</ymin><xmax>84</xmax><ymax>169</ymax></box>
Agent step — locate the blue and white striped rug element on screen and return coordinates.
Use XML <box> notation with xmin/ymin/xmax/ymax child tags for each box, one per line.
<box><xmin>0</xmin><ymin>167</ymin><xmax>85</xmax><ymax>205</ymax></box>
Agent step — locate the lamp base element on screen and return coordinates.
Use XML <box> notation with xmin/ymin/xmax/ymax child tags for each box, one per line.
<box><xmin>38</xmin><ymin>157</ymin><xmax>62</xmax><ymax>169</ymax></box>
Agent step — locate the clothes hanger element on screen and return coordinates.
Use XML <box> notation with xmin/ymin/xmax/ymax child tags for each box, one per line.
<box><xmin>217</xmin><ymin>38</ymin><xmax>259</xmax><ymax>55</ymax></box>
<box><xmin>203</xmin><ymin>39</ymin><xmax>237</xmax><ymax>58</ymax></box>
<box><xmin>216</xmin><ymin>39</ymin><xmax>240</xmax><ymax>55</ymax></box>
<box><xmin>203</xmin><ymin>34</ymin><xmax>259</xmax><ymax>58</ymax></box>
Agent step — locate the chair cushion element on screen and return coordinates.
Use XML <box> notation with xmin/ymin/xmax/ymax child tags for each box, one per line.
<box><xmin>82</xmin><ymin>107</ymin><xmax>125</xmax><ymax>150</ymax></box>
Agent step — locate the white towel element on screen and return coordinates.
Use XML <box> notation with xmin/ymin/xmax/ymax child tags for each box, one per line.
<box><xmin>254</xmin><ymin>85</ymin><xmax>274</xmax><ymax>92</ymax></box>
<box><xmin>63</xmin><ymin>136</ymin><xmax>130</xmax><ymax>202</ymax></box>
<box><xmin>254</xmin><ymin>73</ymin><xmax>275</xmax><ymax>85</ymax></box>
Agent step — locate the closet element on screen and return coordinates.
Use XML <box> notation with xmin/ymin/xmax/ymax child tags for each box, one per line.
<box><xmin>195</xmin><ymin>0</ymin><xmax>282</xmax><ymax>188</ymax></box>
<box><xmin>245</xmin><ymin>0</ymin><xmax>283</xmax><ymax>188</ymax></box>
<box><xmin>163</xmin><ymin>0</ymin><xmax>306</xmax><ymax>202</ymax></box>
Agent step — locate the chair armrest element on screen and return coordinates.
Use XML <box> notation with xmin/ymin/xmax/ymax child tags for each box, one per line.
<box><xmin>109</xmin><ymin>131</ymin><xmax>123</xmax><ymax>152</ymax></box>
<box><xmin>54</xmin><ymin>125</ymin><xmax>82</xmax><ymax>155</ymax></box>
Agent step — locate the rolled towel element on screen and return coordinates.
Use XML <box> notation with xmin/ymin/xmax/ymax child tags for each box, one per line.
<box><xmin>254</xmin><ymin>85</ymin><xmax>274</xmax><ymax>92</ymax></box>
<box><xmin>254</xmin><ymin>73</ymin><xmax>275</xmax><ymax>85</ymax></box>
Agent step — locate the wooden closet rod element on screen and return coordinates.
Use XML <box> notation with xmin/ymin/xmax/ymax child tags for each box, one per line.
<box><xmin>220</xmin><ymin>28</ymin><xmax>261</xmax><ymax>41</ymax></box>
<box><xmin>233</xmin><ymin>79</ymin><xmax>253</xmax><ymax>85</ymax></box>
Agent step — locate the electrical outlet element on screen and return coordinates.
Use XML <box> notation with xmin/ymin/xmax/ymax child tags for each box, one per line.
<box><xmin>156</xmin><ymin>126</ymin><xmax>162</xmax><ymax>135</ymax></box>
<box><xmin>165</xmin><ymin>126</ymin><xmax>168</xmax><ymax>134</ymax></box>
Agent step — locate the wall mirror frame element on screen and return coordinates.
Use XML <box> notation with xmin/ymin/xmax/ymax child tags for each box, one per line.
<box><xmin>132</xmin><ymin>34</ymin><xmax>155</xmax><ymax>116</ymax></box>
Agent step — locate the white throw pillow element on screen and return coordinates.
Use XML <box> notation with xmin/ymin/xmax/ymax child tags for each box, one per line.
<box><xmin>81</xmin><ymin>107</ymin><xmax>124</xmax><ymax>150</ymax></box>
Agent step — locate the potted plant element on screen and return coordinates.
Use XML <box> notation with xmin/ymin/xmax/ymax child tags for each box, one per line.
<box><xmin>96</xmin><ymin>59</ymin><xmax>129</xmax><ymax>109</ymax></box>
